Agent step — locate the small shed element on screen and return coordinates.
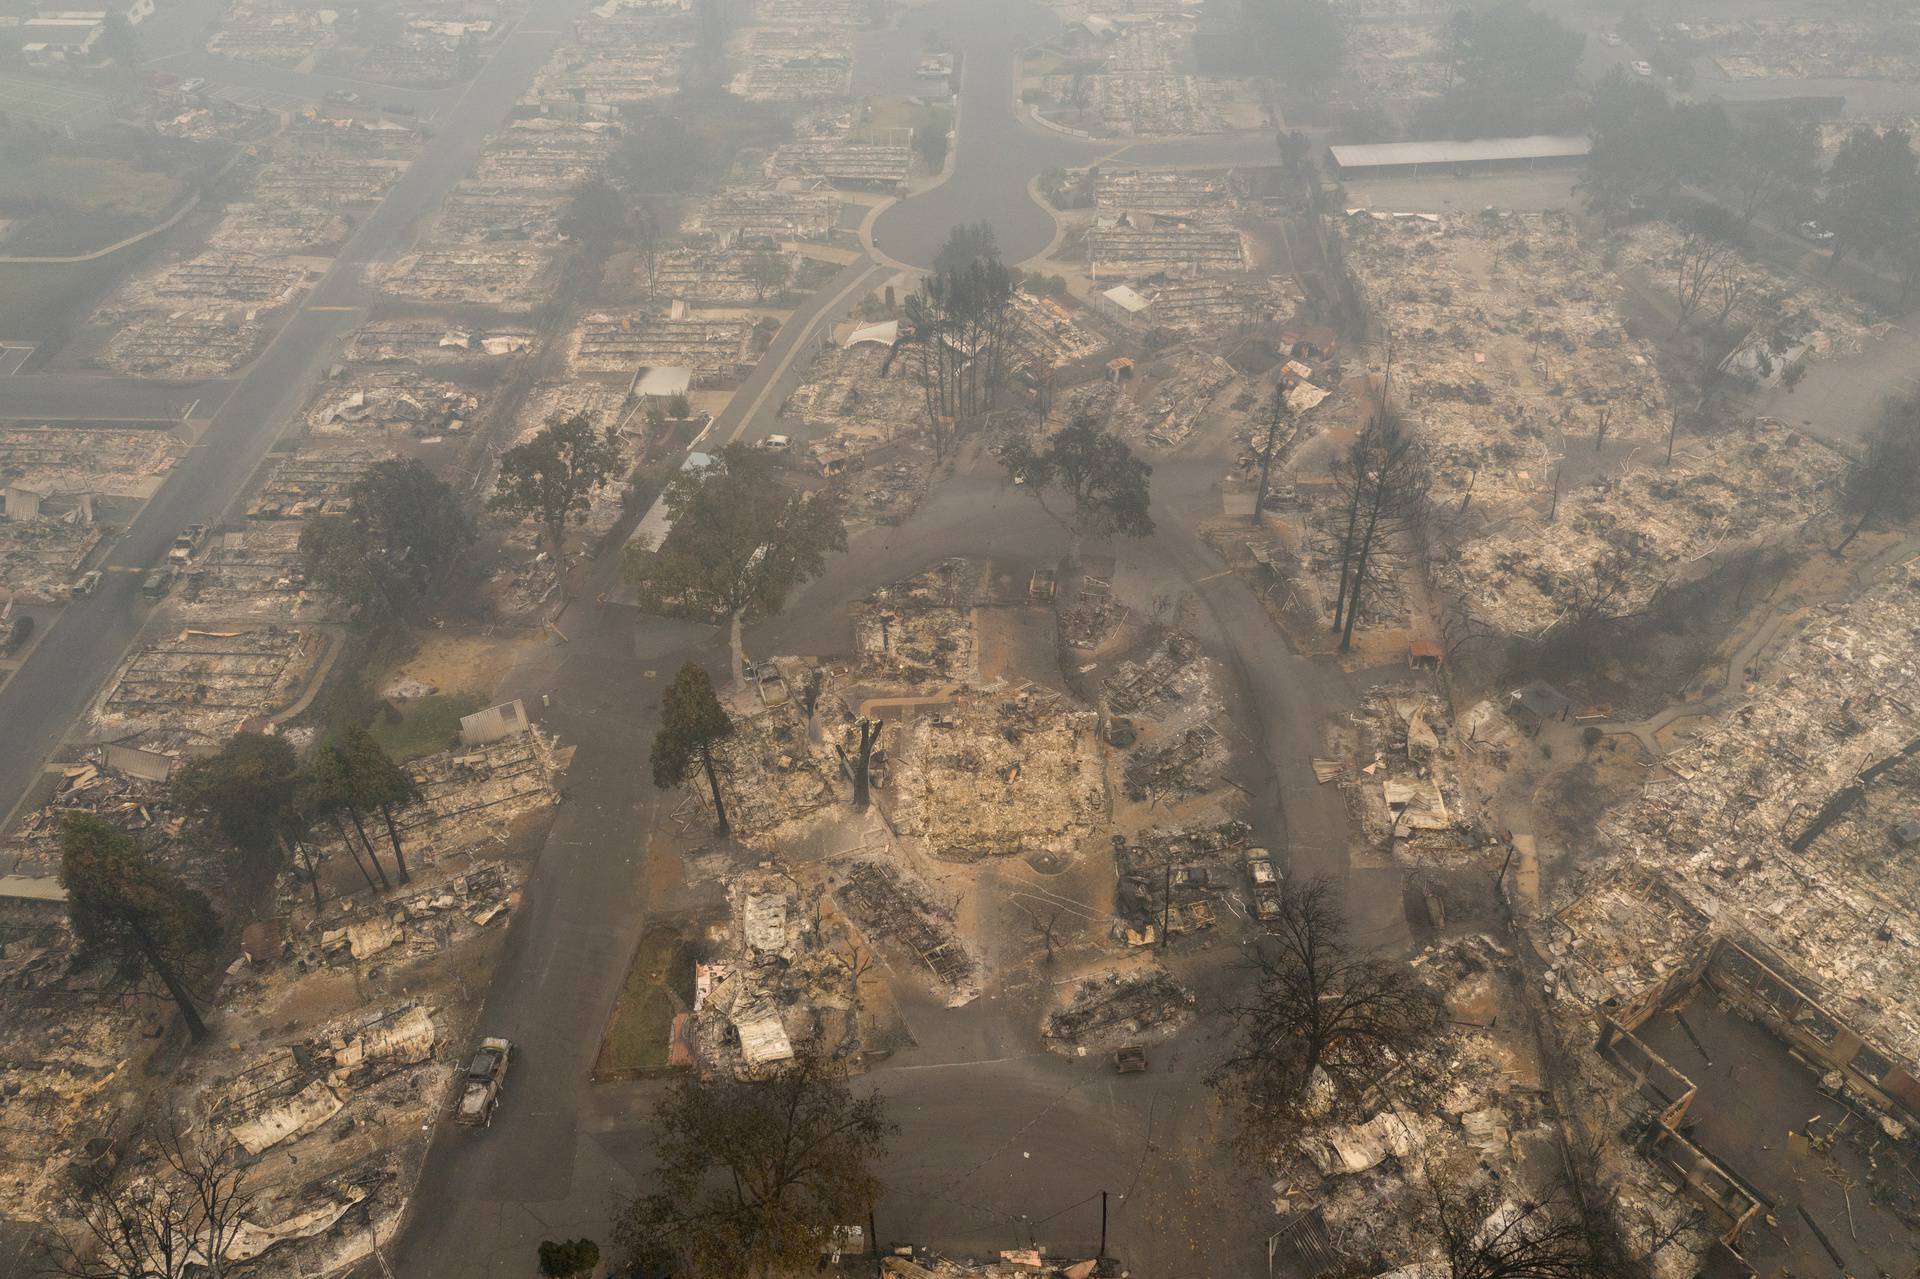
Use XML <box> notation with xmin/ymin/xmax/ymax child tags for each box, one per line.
<box><xmin>633</xmin><ymin>365</ymin><xmax>692</xmax><ymax>399</ymax></box>
<box><xmin>1508</xmin><ymin>679</ymin><xmax>1571</xmax><ymax>725</ymax></box>
<box><xmin>1408</xmin><ymin>640</ymin><xmax>1443</xmax><ymax>670</ymax></box>
<box><xmin>459</xmin><ymin>699</ymin><xmax>529</xmax><ymax>746</ymax></box>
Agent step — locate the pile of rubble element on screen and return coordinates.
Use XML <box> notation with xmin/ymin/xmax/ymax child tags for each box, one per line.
<box><xmin>1448</xmin><ymin>418</ymin><xmax>1845</xmax><ymax>634</ymax></box>
<box><xmin>570</xmin><ymin>311</ymin><xmax>754</xmax><ymax>379</ymax></box>
<box><xmin>377</xmin><ymin>247</ymin><xmax>553</xmax><ymax>310</ymax></box>
<box><xmin>1044</xmin><ymin>966</ymin><xmax>1194</xmax><ymax>1052</ymax></box>
<box><xmin>0</xmin><ymin>425</ymin><xmax>182</xmax><ymax>500</ymax></box>
<box><xmin>344</xmin><ymin>321</ymin><xmax>534</xmax><ymax>364</ymax></box>
<box><xmin>1554</xmin><ymin>561</ymin><xmax>1920</xmax><ymax>1060</ymax></box>
<box><xmin>730</xmin><ymin>26</ymin><xmax>854</xmax><ymax>102</ymax></box>
<box><xmin>246</xmin><ymin>446</ymin><xmax>391</xmax><ymax>520</ymax></box>
<box><xmin>770</xmin><ymin>138</ymin><xmax>911</xmax><ymax>188</ymax></box>
<box><xmin>174</xmin><ymin>524</ymin><xmax>329</xmax><ymax>622</ymax></box>
<box><xmin>835</xmin><ymin>858</ymin><xmax>974</xmax><ymax>993</ymax></box>
<box><xmin>886</xmin><ymin>685</ymin><xmax>1105</xmax><ymax>862</ymax></box>
<box><xmin>1086</xmin><ymin>223</ymin><xmax>1245</xmax><ymax>279</ymax></box>
<box><xmin>1112</xmin><ymin>822</ymin><xmax>1250</xmax><ymax>943</ymax></box>
<box><xmin>1094</xmin><ymin>169</ymin><xmax>1232</xmax><ymax>222</ymax></box>
<box><xmin>783</xmin><ymin>345</ymin><xmax>929</xmax><ymax>459</ymax></box>
<box><xmin>305</xmin><ymin>375</ymin><xmax>482</xmax><ymax>441</ymax></box>
<box><xmin>686</xmin><ymin>867</ymin><xmax>860</xmax><ymax>1076</ymax></box>
<box><xmin>0</xmin><ymin>518</ymin><xmax>102</xmax><ymax>602</ymax></box>
<box><xmin>697</xmin><ymin>699</ymin><xmax>840</xmax><ymax>850</ymax></box>
<box><xmin>90</xmin><ymin>626</ymin><xmax>329</xmax><ymax>741</ymax></box>
<box><xmin>851</xmin><ymin>560</ymin><xmax>981</xmax><ymax>682</ymax></box>
<box><xmin>688</xmin><ymin>188</ymin><xmax>842</xmax><ymax>245</ymax></box>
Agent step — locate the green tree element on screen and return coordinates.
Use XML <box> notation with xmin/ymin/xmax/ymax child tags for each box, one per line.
<box><xmin>614</xmin><ymin>1048</ymin><xmax>893</xmax><ymax>1279</ymax></box>
<box><xmin>1246</xmin><ymin>0</ymin><xmax>1345</xmax><ymax>93</ymax></box>
<box><xmin>336</xmin><ymin>725</ymin><xmax>421</xmax><ymax>885</ymax></box>
<box><xmin>650</xmin><ymin>661</ymin><xmax>735</xmax><ymax>836</ymax></box>
<box><xmin>60</xmin><ymin>814</ymin><xmax>221</xmax><ymax>1041</ymax></box>
<box><xmin>537</xmin><ymin>1238</ymin><xmax>601</xmax><ymax>1278</ymax></box>
<box><xmin>299</xmin><ymin>518</ymin><xmax>404</xmax><ymax>627</ymax></box>
<box><xmin>96</xmin><ymin>10</ymin><xmax>140</xmax><ymax>64</ymax></box>
<box><xmin>559</xmin><ymin>176</ymin><xmax>626</xmax><ymax>253</ymax></box>
<box><xmin>1837</xmin><ymin>396</ymin><xmax>1920</xmax><ymax>552</ymax></box>
<box><xmin>1276</xmin><ymin>128</ymin><xmax>1312</xmax><ymax>175</ymax></box>
<box><xmin>626</xmin><ymin>445</ymin><xmax>846</xmax><ymax>687</ymax></box>
<box><xmin>911</xmin><ymin>108</ymin><xmax>949</xmax><ymax>172</ymax></box>
<box><xmin>1723</xmin><ymin>114</ymin><xmax>1818</xmax><ymax>232</ymax></box>
<box><xmin>173</xmin><ymin>732</ymin><xmax>320</xmax><ymax>908</ymax></box>
<box><xmin>1001</xmin><ymin>413</ymin><xmax>1155</xmax><ymax>563</ymax></box>
<box><xmin>1432</xmin><ymin>2</ymin><xmax>1584</xmax><ymax>138</ymax></box>
<box><xmin>299</xmin><ymin>459</ymin><xmax>472</xmax><ymax>625</ymax></box>
<box><xmin>932</xmin><ymin>219</ymin><xmax>998</xmax><ymax>276</ymax></box>
<box><xmin>490</xmin><ymin>413</ymin><xmax>627</xmax><ymax>554</ymax></box>
<box><xmin>305</xmin><ymin>743</ymin><xmax>392</xmax><ymax>894</ymax></box>
<box><xmin>666</xmin><ymin>393</ymin><xmax>693</xmax><ymax>424</ymax></box>
<box><xmin>1822</xmin><ymin>126</ymin><xmax>1919</xmax><ymax>273</ymax></box>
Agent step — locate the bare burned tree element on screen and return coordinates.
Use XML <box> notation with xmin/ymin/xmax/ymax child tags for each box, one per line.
<box><xmin>1331</xmin><ymin>409</ymin><xmax>1429</xmax><ymax>651</ymax></box>
<box><xmin>45</xmin><ymin>1116</ymin><xmax>254</xmax><ymax>1279</ymax></box>
<box><xmin>1671</xmin><ymin>226</ymin><xmax>1736</xmax><ymax>332</ymax></box>
<box><xmin>1214</xmin><ymin>875</ymin><xmax>1440</xmax><ymax>1145</ymax></box>
<box><xmin>1430</xmin><ymin>1174</ymin><xmax>1599</xmax><ymax>1279</ymax></box>
<box><xmin>1251</xmin><ymin>388</ymin><xmax>1292</xmax><ymax>525</ymax></box>
<box><xmin>1549</xmin><ymin>545</ymin><xmax>1664</xmax><ymax>632</ymax></box>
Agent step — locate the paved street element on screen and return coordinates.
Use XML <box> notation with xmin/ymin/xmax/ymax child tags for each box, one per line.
<box><xmin>378</xmin><ymin>4</ymin><xmax>1385</xmax><ymax>1275</ymax></box>
<box><xmin>0</xmin><ymin>17</ymin><xmax>566</xmax><ymax>829</ymax></box>
<box><xmin>868</xmin><ymin>0</ymin><xmax>1279</xmax><ymax>270</ymax></box>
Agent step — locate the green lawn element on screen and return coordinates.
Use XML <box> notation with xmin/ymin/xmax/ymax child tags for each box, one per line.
<box><xmin>371</xmin><ymin>692</ymin><xmax>488</xmax><ymax>760</ymax></box>
<box><xmin>593</xmin><ymin>925</ymin><xmax>695</xmax><ymax>1078</ymax></box>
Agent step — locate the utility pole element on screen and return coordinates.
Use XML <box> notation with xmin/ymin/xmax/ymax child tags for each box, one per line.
<box><xmin>1548</xmin><ymin>464</ymin><xmax>1561</xmax><ymax>522</ymax></box>
<box><xmin>852</xmin><ymin>718</ymin><xmax>881</xmax><ymax>810</ymax></box>
<box><xmin>1160</xmin><ymin>864</ymin><xmax>1171</xmax><ymax>947</ymax></box>
<box><xmin>1099</xmin><ymin>1189</ymin><xmax>1109</xmax><ymax>1259</ymax></box>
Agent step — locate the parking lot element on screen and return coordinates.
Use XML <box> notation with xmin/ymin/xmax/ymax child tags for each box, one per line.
<box><xmin>0</xmin><ymin>72</ymin><xmax>113</xmax><ymax>129</ymax></box>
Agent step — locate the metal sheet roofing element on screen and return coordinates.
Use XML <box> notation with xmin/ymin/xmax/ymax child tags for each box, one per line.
<box><xmin>1328</xmin><ymin>135</ymin><xmax>1591</xmax><ymax>169</ymax></box>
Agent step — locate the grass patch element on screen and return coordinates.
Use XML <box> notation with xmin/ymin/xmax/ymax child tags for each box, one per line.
<box><xmin>371</xmin><ymin>691</ymin><xmax>488</xmax><ymax>760</ymax></box>
<box><xmin>594</xmin><ymin>925</ymin><xmax>696</xmax><ymax>1079</ymax></box>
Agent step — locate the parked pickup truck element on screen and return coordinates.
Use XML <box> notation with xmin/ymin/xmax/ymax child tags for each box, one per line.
<box><xmin>1245</xmin><ymin>846</ymin><xmax>1283</xmax><ymax>921</ymax></box>
<box><xmin>455</xmin><ymin>1037</ymin><xmax>513</xmax><ymax>1127</ymax></box>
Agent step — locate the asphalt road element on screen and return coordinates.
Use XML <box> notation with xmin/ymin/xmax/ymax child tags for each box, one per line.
<box><xmin>0</xmin><ymin>15</ymin><xmax>567</xmax><ymax>830</ymax></box>
<box><xmin>0</xmin><ymin>376</ymin><xmax>234</xmax><ymax>422</ymax></box>
<box><xmin>382</xmin><ymin>9</ymin><xmax>1378</xmax><ymax>1276</ymax></box>
<box><xmin>868</xmin><ymin>0</ymin><xmax>1280</xmax><ymax>270</ymax></box>
<box><xmin>387</xmin><ymin>431</ymin><xmax>1373</xmax><ymax>1278</ymax></box>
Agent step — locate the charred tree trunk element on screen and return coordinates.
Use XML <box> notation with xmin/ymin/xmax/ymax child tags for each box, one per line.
<box><xmin>700</xmin><ymin>744</ymin><xmax>730</xmax><ymax>836</ymax></box>
<box><xmin>851</xmin><ymin>719</ymin><xmax>880</xmax><ymax>811</ymax></box>
<box><xmin>345</xmin><ymin>809</ymin><xmax>391</xmax><ymax>891</ymax></box>
<box><xmin>278</xmin><ymin>830</ymin><xmax>322</xmax><ymax>913</ymax></box>
<box><xmin>377</xmin><ymin>804</ymin><xmax>410</xmax><ymax>885</ymax></box>
<box><xmin>331</xmin><ymin>814</ymin><xmax>383</xmax><ymax>893</ymax></box>
<box><xmin>132</xmin><ymin>917</ymin><xmax>207</xmax><ymax>1041</ymax></box>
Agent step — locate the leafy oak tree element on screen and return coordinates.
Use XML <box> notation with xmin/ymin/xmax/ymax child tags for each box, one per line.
<box><xmin>335</xmin><ymin>725</ymin><xmax>421</xmax><ymax>885</ymax></box>
<box><xmin>650</xmin><ymin>661</ymin><xmax>735</xmax><ymax>836</ymax></box>
<box><xmin>1001</xmin><ymin>413</ymin><xmax>1154</xmax><ymax>563</ymax></box>
<box><xmin>1837</xmin><ymin>395</ymin><xmax>1920</xmax><ymax>552</ymax></box>
<box><xmin>615</xmin><ymin>1048</ymin><xmax>893</xmax><ymax>1279</ymax></box>
<box><xmin>60</xmin><ymin>815</ymin><xmax>221</xmax><ymax>1041</ymax></box>
<box><xmin>490</xmin><ymin>413</ymin><xmax>627</xmax><ymax>553</ymax></box>
<box><xmin>172</xmin><ymin>732</ymin><xmax>319</xmax><ymax>907</ymax></box>
<box><xmin>626</xmin><ymin>444</ymin><xmax>846</xmax><ymax>687</ymax></box>
<box><xmin>299</xmin><ymin>459</ymin><xmax>472</xmax><ymax>626</ymax></box>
